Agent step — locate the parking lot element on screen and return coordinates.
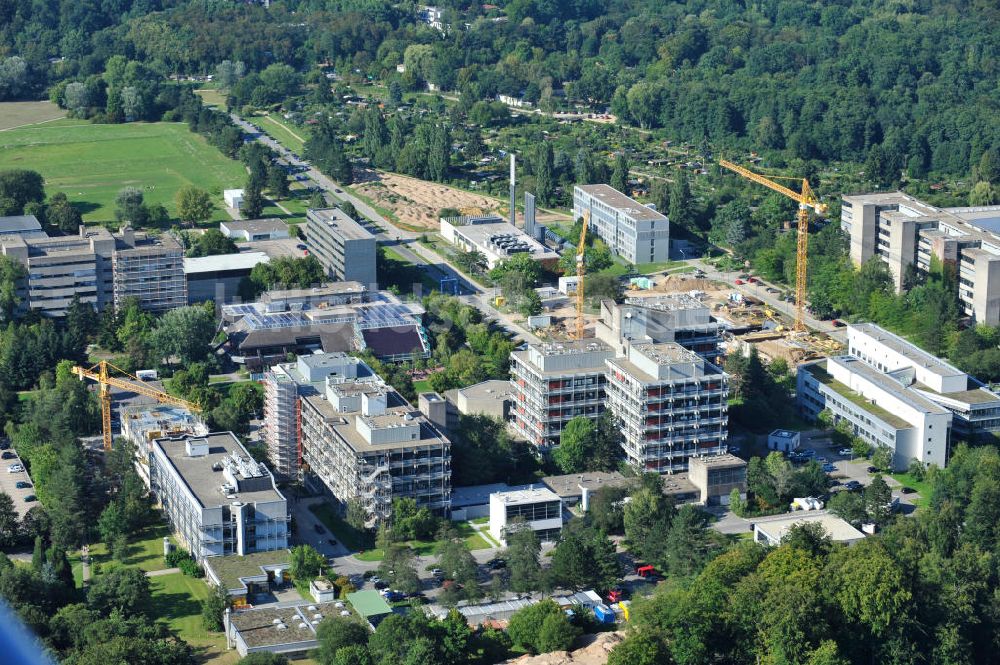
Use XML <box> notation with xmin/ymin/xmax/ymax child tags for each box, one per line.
<box><xmin>0</xmin><ymin>444</ymin><xmax>38</xmax><ymax>517</ymax></box>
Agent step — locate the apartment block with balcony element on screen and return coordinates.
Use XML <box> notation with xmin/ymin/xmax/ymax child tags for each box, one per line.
<box><xmin>842</xmin><ymin>192</ymin><xmax>1000</xmax><ymax>324</ymax></box>
<box><xmin>112</xmin><ymin>226</ymin><xmax>187</xmax><ymax>312</ymax></box>
<box><xmin>299</xmin><ymin>375</ymin><xmax>450</xmax><ymax>528</ymax></box>
<box><xmin>262</xmin><ymin>353</ymin><xmax>376</xmax><ymax>481</ymax></box>
<box><xmin>573</xmin><ymin>184</ymin><xmax>670</xmax><ymax>264</ymax></box>
<box><xmin>509</xmin><ymin>340</ymin><xmax>616</xmax><ymax>448</ymax></box>
<box><xmin>606</xmin><ymin>342</ymin><xmax>729</xmax><ymax>473</ymax></box>
<box><xmin>149</xmin><ymin>432</ymin><xmax>288</xmax><ymax>561</ymax></box>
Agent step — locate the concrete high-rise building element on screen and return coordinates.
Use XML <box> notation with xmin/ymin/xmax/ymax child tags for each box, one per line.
<box><xmin>797</xmin><ymin>323</ymin><xmax>1000</xmax><ymax>468</ymax></box>
<box><xmin>305</xmin><ymin>208</ymin><xmax>377</xmax><ymax>288</ymax></box>
<box><xmin>0</xmin><ymin>224</ymin><xmax>186</xmax><ymax>316</ymax></box>
<box><xmin>112</xmin><ymin>226</ymin><xmax>187</xmax><ymax>312</ymax></box>
<box><xmin>261</xmin><ymin>353</ymin><xmax>376</xmax><ymax>481</ymax></box>
<box><xmin>596</xmin><ymin>294</ymin><xmax>723</xmax><ymax>362</ymax></box>
<box><xmin>299</xmin><ymin>371</ymin><xmax>451</xmax><ymax>528</ymax></box>
<box><xmin>150</xmin><ymin>432</ymin><xmax>288</xmax><ymax>560</ymax></box>
<box><xmin>606</xmin><ymin>342</ymin><xmax>729</xmax><ymax>473</ymax></box>
<box><xmin>573</xmin><ymin>184</ymin><xmax>670</xmax><ymax>264</ymax></box>
<box><xmin>509</xmin><ymin>340</ymin><xmax>616</xmax><ymax>448</ymax></box>
<box><xmin>841</xmin><ymin>192</ymin><xmax>1000</xmax><ymax>324</ymax></box>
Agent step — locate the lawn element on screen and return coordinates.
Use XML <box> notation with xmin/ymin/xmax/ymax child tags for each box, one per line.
<box><xmin>194</xmin><ymin>88</ymin><xmax>228</xmax><ymax>109</ymax></box>
<box><xmin>889</xmin><ymin>472</ymin><xmax>933</xmax><ymax>508</ymax></box>
<box><xmin>256</xmin><ymin>114</ymin><xmax>308</xmax><ymax>154</ymax></box>
<box><xmin>412</xmin><ymin>378</ymin><xmax>433</xmax><ymax>394</ymax></box>
<box><xmin>353</xmin><ymin>522</ymin><xmax>491</xmax><ymax>562</ymax></box>
<box><xmin>149</xmin><ymin>572</ymin><xmax>214</xmax><ymax>641</ymax></box>
<box><xmin>0</xmin><ymin>120</ymin><xmax>247</xmax><ymax>225</ymax></box>
<box><xmin>0</xmin><ymin>100</ymin><xmax>65</xmax><ymax>131</ymax></box>
<box><xmin>70</xmin><ymin>522</ymin><xmax>176</xmax><ymax>586</ymax></box>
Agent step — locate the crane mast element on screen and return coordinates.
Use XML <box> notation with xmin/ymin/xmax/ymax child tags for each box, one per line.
<box><xmin>72</xmin><ymin>361</ymin><xmax>202</xmax><ymax>451</ymax></box>
<box><xmin>576</xmin><ymin>211</ymin><xmax>590</xmax><ymax>340</ymax></box>
<box><xmin>718</xmin><ymin>159</ymin><xmax>828</xmax><ymax>332</ymax></box>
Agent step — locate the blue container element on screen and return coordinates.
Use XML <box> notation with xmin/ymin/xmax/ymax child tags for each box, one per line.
<box><xmin>593</xmin><ymin>604</ymin><xmax>615</xmax><ymax>624</ymax></box>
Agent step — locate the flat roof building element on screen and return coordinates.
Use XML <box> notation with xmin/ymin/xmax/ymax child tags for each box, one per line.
<box><xmin>121</xmin><ymin>403</ymin><xmax>207</xmax><ymax>485</ymax></box>
<box><xmin>112</xmin><ymin>226</ymin><xmax>187</xmax><ymax>312</ymax></box>
<box><xmin>150</xmin><ymin>432</ymin><xmax>288</xmax><ymax>560</ymax></box>
<box><xmin>226</xmin><ymin>600</ymin><xmax>348</xmax><ymax>657</ymax></box>
<box><xmin>489</xmin><ymin>486</ymin><xmax>563</xmax><ymax>546</ymax></box>
<box><xmin>184</xmin><ymin>251</ymin><xmax>270</xmax><ymax>304</ymax></box>
<box><xmin>204</xmin><ymin>549</ymin><xmax>292</xmax><ymax>605</ymax></box>
<box><xmin>797</xmin><ymin>323</ymin><xmax>1000</xmax><ymax>467</ymax></box>
<box><xmin>573</xmin><ymin>184</ymin><xmax>669</xmax><ymax>264</ymax></box>
<box><xmin>221</xmin><ymin>218</ymin><xmax>290</xmax><ymax>242</ymax></box>
<box><xmin>510</xmin><ymin>340</ymin><xmax>616</xmax><ymax>448</ymax></box>
<box><xmin>842</xmin><ymin>192</ymin><xmax>1000</xmax><ymax>324</ymax></box>
<box><xmin>305</xmin><ymin>208</ymin><xmax>377</xmax><ymax>289</ymax></box>
<box><xmin>687</xmin><ymin>454</ymin><xmax>747</xmax><ymax>506</ymax></box>
<box><xmin>455</xmin><ymin>379</ymin><xmax>512</xmax><ymax>420</ymax></box>
<box><xmin>607</xmin><ymin>342</ymin><xmax>729</xmax><ymax>473</ymax></box>
<box><xmin>299</xmin><ymin>371</ymin><xmax>451</xmax><ymax>528</ymax></box>
<box><xmin>753</xmin><ymin>512</ymin><xmax>866</xmax><ymax>546</ymax></box>
<box><xmin>440</xmin><ymin>214</ymin><xmax>559</xmax><ymax>270</ymax></box>
<box><xmin>0</xmin><ymin>214</ymin><xmax>45</xmax><ymax>239</ymax></box>
<box><xmin>596</xmin><ymin>294</ymin><xmax>724</xmax><ymax>362</ymax></box>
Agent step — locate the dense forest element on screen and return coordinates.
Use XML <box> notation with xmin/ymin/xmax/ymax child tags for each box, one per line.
<box><xmin>1</xmin><ymin>0</ymin><xmax>997</xmax><ymax>177</ymax></box>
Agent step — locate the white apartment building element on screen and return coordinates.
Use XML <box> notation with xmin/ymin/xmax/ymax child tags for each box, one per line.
<box><xmin>299</xmin><ymin>374</ymin><xmax>451</xmax><ymax>528</ymax></box>
<box><xmin>573</xmin><ymin>184</ymin><xmax>670</xmax><ymax>264</ymax></box>
<box><xmin>150</xmin><ymin>432</ymin><xmax>288</xmax><ymax>560</ymax></box>
<box><xmin>488</xmin><ymin>487</ymin><xmax>563</xmax><ymax>546</ymax></box>
<box><xmin>606</xmin><ymin>342</ymin><xmax>729</xmax><ymax>473</ymax></box>
<box><xmin>841</xmin><ymin>192</ymin><xmax>1000</xmax><ymax>324</ymax></box>
<box><xmin>797</xmin><ymin>323</ymin><xmax>1000</xmax><ymax>468</ymax></box>
<box><xmin>262</xmin><ymin>352</ymin><xmax>376</xmax><ymax>481</ymax></box>
<box><xmin>509</xmin><ymin>340</ymin><xmax>616</xmax><ymax>448</ymax></box>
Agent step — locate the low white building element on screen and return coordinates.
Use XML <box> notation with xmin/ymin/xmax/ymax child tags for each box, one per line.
<box><xmin>221</xmin><ymin>219</ymin><xmax>290</xmax><ymax>242</ymax></box>
<box><xmin>798</xmin><ymin>323</ymin><xmax>1000</xmax><ymax>468</ymax></box>
<box><xmin>753</xmin><ymin>512</ymin><xmax>865</xmax><ymax>546</ymax></box>
<box><xmin>224</xmin><ymin>189</ymin><xmax>245</xmax><ymax>210</ymax></box>
<box><xmin>768</xmin><ymin>429</ymin><xmax>800</xmax><ymax>453</ymax></box>
<box><xmin>440</xmin><ymin>214</ymin><xmax>559</xmax><ymax>270</ymax></box>
<box><xmin>489</xmin><ymin>487</ymin><xmax>563</xmax><ymax>546</ymax></box>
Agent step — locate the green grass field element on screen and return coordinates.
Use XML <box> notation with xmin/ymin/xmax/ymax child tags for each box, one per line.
<box><xmin>70</xmin><ymin>522</ymin><xmax>176</xmax><ymax>586</ymax></box>
<box><xmin>0</xmin><ymin>120</ymin><xmax>247</xmax><ymax>225</ymax></box>
<box><xmin>256</xmin><ymin>114</ymin><xmax>308</xmax><ymax>154</ymax></box>
<box><xmin>889</xmin><ymin>472</ymin><xmax>933</xmax><ymax>508</ymax></box>
<box><xmin>149</xmin><ymin>572</ymin><xmax>214</xmax><ymax>640</ymax></box>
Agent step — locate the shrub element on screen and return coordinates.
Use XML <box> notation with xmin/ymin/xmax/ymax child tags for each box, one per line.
<box><xmin>178</xmin><ymin>558</ymin><xmax>203</xmax><ymax>578</ymax></box>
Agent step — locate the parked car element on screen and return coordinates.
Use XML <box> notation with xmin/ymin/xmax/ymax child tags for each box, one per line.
<box><xmin>14</xmin><ymin>481</ymin><xmax>30</xmax><ymax>489</ymax></box>
<box><xmin>0</xmin><ymin>440</ymin><xmax>9</xmax><ymax>450</ymax></box>
<box><xmin>866</xmin><ymin>466</ymin><xmax>880</xmax><ymax>474</ymax></box>
<box><xmin>900</xmin><ymin>487</ymin><xmax>917</xmax><ymax>494</ymax></box>
<box><xmin>822</xmin><ymin>463</ymin><xmax>836</xmax><ymax>473</ymax></box>
<box><xmin>381</xmin><ymin>590</ymin><xmax>405</xmax><ymax>602</ymax></box>
<box><xmin>748</xmin><ymin>276</ymin><xmax>759</xmax><ymax>283</ymax></box>
<box><xmin>607</xmin><ymin>586</ymin><xmax>626</xmax><ymax>603</ymax></box>
<box><xmin>327</xmin><ymin>538</ymin><xmax>338</xmax><ymax>546</ymax></box>
<box><xmin>734</xmin><ymin>279</ymin><xmax>745</xmax><ymax>285</ymax></box>
<box><xmin>729</xmin><ymin>446</ymin><xmax>741</xmax><ymax>454</ymax></box>
<box><xmin>23</xmin><ymin>495</ymin><xmax>35</xmax><ymax>503</ymax></box>
<box><xmin>636</xmin><ymin>564</ymin><xmax>658</xmax><ymax>578</ymax></box>
<box><xmin>1</xmin><ymin>451</ymin><xmax>15</xmax><ymax>459</ymax></box>
<box><xmin>7</xmin><ymin>464</ymin><xmax>24</xmax><ymax>473</ymax></box>
<box><xmin>486</xmin><ymin>558</ymin><xmax>506</xmax><ymax>570</ymax></box>
<box><xmin>837</xmin><ymin>448</ymin><xmax>853</xmax><ymax>456</ymax></box>
<box><xmin>844</xmin><ymin>480</ymin><xmax>863</xmax><ymax>492</ymax></box>
<box><xmin>430</xmin><ymin>568</ymin><xmax>443</xmax><ymax>578</ymax></box>
<box><xmin>831</xmin><ymin>319</ymin><xmax>845</xmax><ymax>327</ymax></box>
<box><xmin>816</xmin><ymin>457</ymin><xmax>828</xmax><ymax>464</ymax></box>
<box><xmin>800</xmin><ymin>449</ymin><xmax>816</xmax><ymax>457</ymax></box>
<box><xmin>313</xmin><ymin>523</ymin><xmax>326</xmax><ymax>535</ymax></box>
<box><xmin>296</xmin><ymin>243</ymin><xmax>307</xmax><ymax>250</ymax></box>
<box><xmin>766</xmin><ymin>287</ymin><xmax>779</xmax><ymax>293</ymax></box>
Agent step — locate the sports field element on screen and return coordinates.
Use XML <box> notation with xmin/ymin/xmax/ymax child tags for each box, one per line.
<box><xmin>0</xmin><ymin>119</ymin><xmax>247</xmax><ymax>224</ymax></box>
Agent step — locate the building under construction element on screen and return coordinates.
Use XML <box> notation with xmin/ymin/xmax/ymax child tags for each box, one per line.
<box><xmin>509</xmin><ymin>340</ymin><xmax>616</xmax><ymax>448</ymax></box>
<box><xmin>606</xmin><ymin>342</ymin><xmax>729</xmax><ymax>473</ymax></box>
<box><xmin>298</xmin><ymin>367</ymin><xmax>451</xmax><ymax>528</ymax></box>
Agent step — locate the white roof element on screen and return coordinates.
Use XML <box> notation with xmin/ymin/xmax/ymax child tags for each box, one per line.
<box><xmin>184</xmin><ymin>251</ymin><xmax>269</xmax><ymax>274</ymax></box>
<box><xmin>755</xmin><ymin>512</ymin><xmax>865</xmax><ymax>543</ymax></box>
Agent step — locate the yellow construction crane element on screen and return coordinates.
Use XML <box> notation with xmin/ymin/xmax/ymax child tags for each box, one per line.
<box><xmin>575</xmin><ymin>211</ymin><xmax>590</xmax><ymax>340</ymax></box>
<box><xmin>72</xmin><ymin>361</ymin><xmax>201</xmax><ymax>452</ymax></box>
<box><xmin>718</xmin><ymin>159</ymin><xmax>829</xmax><ymax>332</ymax></box>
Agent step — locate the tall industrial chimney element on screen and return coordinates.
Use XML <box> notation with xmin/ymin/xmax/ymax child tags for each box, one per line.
<box><xmin>509</xmin><ymin>153</ymin><xmax>516</xmax><ymax>226</ymax></box>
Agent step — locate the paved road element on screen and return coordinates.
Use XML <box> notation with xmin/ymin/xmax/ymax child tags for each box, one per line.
<box><xmin>0</xmin><ymin>446</ymin><xmax>37</xmax><ymax>519</ymax></box>
<box><xmin>230</xmin><ymin>113</ymin><xmax>542</xmax><ymax>346</ymax></box>
<box><xmin>687</xmin><ymin>258</ymin><xmax>846</xmax><ymax>342</ymax></box>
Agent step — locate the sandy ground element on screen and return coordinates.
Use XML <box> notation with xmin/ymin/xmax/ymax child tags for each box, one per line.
<box><xmin>353</xmin><ymin>169</ymin><xmax>506</xmax><ymax>230</ymax></box>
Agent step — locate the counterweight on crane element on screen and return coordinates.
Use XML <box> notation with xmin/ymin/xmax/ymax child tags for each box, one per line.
<box><xmin>72</xmin><ymin>361</ymin><xmax>201</xmax><ymax>451</ymax></box>
<box><xmin>718</xmin><ymin>159</ymin><xmax>828</xmax><ymax>332</ymax></box>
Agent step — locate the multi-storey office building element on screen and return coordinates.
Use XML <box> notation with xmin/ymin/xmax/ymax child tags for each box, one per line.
<box><xmin>841</xmin><ymin>192</ymin><xmax>1000</xmax><ymax>324</ymax></box>
<box><xmin>572</xmin><ymin>184</ymin><xmax>670</xmax><ymax>264</ymax></box>
<box><xmin>596</xmin><ymin>294</ymin><xmax>724</xmax><ymax>362</ymax></box>
<box><xmin>488</xmin><ymin>487</ymin><xmax>563</xmax><ymax>546</ymax></box>
<box><xmin>149</xmin><ymin>432</ymin><xmax>288</xmax><ymax>561</ymax></box>
<box><xmin>112</xmin><ymin>226</ymin><xmax>187</xmax><ymax>312</ymax></box>
<box><xmin>0</xmin><ymin>223</ymin><xmax>186</xmax><ymax>316</ymax></box>
<box><xmin>305</xmin><ymin>208</ymin><xmax>377</xmax><ymax>288</ymax></box>
<box><xmin>797</xmin><ymin>323</ymin><xmax>1000</xmax><ymax>467</ymax></box>
<box><xmin>509</xmin><ymin>341</ymin><xmax>616</xmax><ymax>448</ymax></box>
<box><xmin>262</xmin><ymin>353</ymin><xmax>376</xmax><ymax>481</ymax></box>
<box><xmin>606</xmin><ymin>342</ymin><xmax>729</xmax><ymax>473</ymax></box>
<box><xmin>299</xmin><ymin>375</ymin><xmax>451</xmax><ymax>528</ymax></box>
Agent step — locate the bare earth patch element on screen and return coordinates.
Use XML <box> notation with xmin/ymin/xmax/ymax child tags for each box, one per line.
<box><xmin>0</xmin><ymin>100</ymin><xmax>65</xmax><ymax>131</ymax></box>
<box><xmin>353</xmin><ymin>169</ymin><xmax>506</xmax><ymax>230</ymax></box>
